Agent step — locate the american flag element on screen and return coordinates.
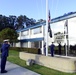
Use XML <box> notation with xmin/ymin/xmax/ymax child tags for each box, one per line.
<box><xmin>48</xmin><ymin>10</ymin><xmax>52</xmax><ymax>38</ymax></box>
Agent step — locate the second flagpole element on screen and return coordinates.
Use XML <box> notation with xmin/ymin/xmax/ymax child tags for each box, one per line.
<box><xmin>46</xmin><ymin>0</ymin><xmax>49</xmax><ymax>56</ymax></box>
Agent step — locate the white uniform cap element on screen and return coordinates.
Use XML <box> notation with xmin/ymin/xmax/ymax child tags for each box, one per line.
<box><xmin>3</xmin><ymin>39</ymin><xmax>9</xmax><ymax>42</ymax></box>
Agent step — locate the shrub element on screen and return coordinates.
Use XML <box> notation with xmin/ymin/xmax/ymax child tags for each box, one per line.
<box><xmin>10</xmin><ymin>47</ymin><xmax>38</xmax><ymax>54</ymax></box>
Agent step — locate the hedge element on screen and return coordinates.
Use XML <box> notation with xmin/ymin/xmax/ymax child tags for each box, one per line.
<box><xmin>10</xmin><ymin>47</ymin><xmax>39</xmax><ymax>54</ymax></box>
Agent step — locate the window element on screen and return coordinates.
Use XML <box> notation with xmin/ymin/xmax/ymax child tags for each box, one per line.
<box><xmin>32</xmin><ymin>27</ymin><xmax>42</xmax><ymax>34</ymax></box>
<box><xmin>21</xmin><ymin>42</ymin><xmax>28</xmax><ymax>47</ymax></box>
<box><xmin>31</xmin><ymin>41</ymin><xmax>42</xmax><ymax>48</ymax></box>
<box><xmin>21</xmin><ymin>31</ymin><xmax>28</xmax><ymax>36</ymax></box>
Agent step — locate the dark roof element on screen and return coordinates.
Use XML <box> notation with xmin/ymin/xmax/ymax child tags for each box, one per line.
<box><xmin>51</xmin><ymin>12</ymin><xmax>76</xmax><ymax>23</ymax></box>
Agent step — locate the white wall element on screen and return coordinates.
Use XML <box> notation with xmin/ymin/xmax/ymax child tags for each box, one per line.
<box><xmin>68</xmin><ymin>17</ymin><xmax>76</xmax><ymax>45</ymax></box>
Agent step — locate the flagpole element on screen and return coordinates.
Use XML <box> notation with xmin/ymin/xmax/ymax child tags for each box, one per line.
<box><xmin>46</xmin><ymin>0</ymin><xmax>48</xmax><ymax>56</ymax></box>
<box><xmin>65</xmin><ymin>33</ymin><xmax>67</xmax><ymax>56</ymax></box>
<box><xmin>66</xmin><ymin>20</ymin><xmax>69</xmax><ymax>55</ymax></box>
<box><xmin>64</xmin><ymin>20</ymin><xmax>68</xmax><ymax>56</ymax></box>
<box><xmin>66</xmin><ymin>19</ymin><xmax>69</xmax><ymax>56</ymax></box>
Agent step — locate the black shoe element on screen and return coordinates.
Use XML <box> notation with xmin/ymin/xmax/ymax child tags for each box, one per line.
<box><xmin>1</xmin><ymin>70</ymin><xmax>7</xmax><ymax>73</ymax></box>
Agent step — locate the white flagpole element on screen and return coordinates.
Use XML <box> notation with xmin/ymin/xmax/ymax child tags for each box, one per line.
<box><xmin>64</xmin><ymin>20</ymin><xmax>68</xmax><ymax>56</ymax></box>
<box><xmin>67</xmin><ymin>20</ymin><xmax>69</xmax><ymax>54</ymax></box>
<box><xmin>46</xmin><ymin>0</ymin><xmax>48</xmax><ymax>56</ymax></box>
<box><xmin>65</xmin><ymin>33</ymin><xmax>67</xmax><ymax>56</ymax></box>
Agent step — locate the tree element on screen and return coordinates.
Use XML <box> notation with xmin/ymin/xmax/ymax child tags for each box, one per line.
<box><xmin>0</xmin><ymin>15</ymin><xmax>15</xmax><ymax>31</ymax></box>
<box><xmin>0</xmin><ymin>14</ymin><xmax>37</xmax><ymax>31</ymax></box>
<box><xmin>54</xmin><ymin>32</ymin><xmax>64</xmax><ymax>44</ymax></box>
<box><xmin>36</xmin><ymin>19</ymin><xmax>46</xmax><ymax>24</ymax></box>
<box><xmin>17</xmin><ymin>15</ymin><xmax>24</xmax><ymax>29</ymax></box>
<box><xmin>0</xmin><ymin>28</ymin><xmax>19</xmax><ymax>43</ymax></box>
<box><xmin>38</xmin><ymin>19</ymin><xmax>45</xmax><ymax>22</ymax></box>
<box><xmin>8</xmin><ymin>15</ymin><xmax>17</xmax><ymax>29</ymax></box>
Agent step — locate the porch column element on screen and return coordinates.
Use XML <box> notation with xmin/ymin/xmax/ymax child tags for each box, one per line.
<box><xmin>28</xmin><ymin>29</ymin><xmax>31</xmax><ymax>48</ymax></box>
<box><xmin>20</xmin><ymin>31</ymin><xmax>22</xmax><ymax>47</ymax></box>
<box><xmin>28</xmin><ymin>42</ymin><xmax>31</xmax><ymax>48</ymax></box>
<box><xmin>42</xmin><ymin>40</ymin><xmax>44</xmax><ymax>54</ymax></box>
<box><xmin>41</xmin><ymin>25</ymin><xmax>44</xmax><ymax>54</ymax></box>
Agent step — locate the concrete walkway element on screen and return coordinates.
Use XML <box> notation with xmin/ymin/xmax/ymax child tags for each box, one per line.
<box><xmin>0</xmin><ymin>60</ymin><xmax>40</xmax><ymax>75</ymax></box>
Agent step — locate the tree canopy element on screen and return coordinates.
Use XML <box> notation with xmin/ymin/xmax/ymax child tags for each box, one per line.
<box><xmin>0</xmin><ymin>15</ymin><xmax>36</xmax><ymax>31</ymax></box>
<box><xmin>0</xmin><ymin>28</ymin><xmax>19</xmax><ymax>42</ymax></box>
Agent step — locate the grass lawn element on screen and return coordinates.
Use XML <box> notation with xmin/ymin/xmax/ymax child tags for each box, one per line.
<box><xmin>7</xmin><ymin>50</ymin><xmax>76</xmax><ymax>75</ymax></box>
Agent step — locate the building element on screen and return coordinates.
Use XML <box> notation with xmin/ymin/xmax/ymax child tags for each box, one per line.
<box><xmin>15</xmin><ymin>12</ymin><xmax>76</xmax><ymax>54</ymax></box>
